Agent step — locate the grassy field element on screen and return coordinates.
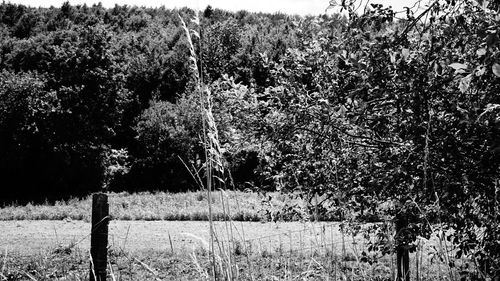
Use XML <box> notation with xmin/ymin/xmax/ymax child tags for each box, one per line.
<box><xmin>0</xmin><ymin>191</ymin><xmax>306</xmax><ymax>222</ymax></box>
<box><xmin>0</xmin><ymin>220</ymin><xmax>460</xmax><ymax>281</ymax></box>
<box><xmin>0</xmin><ymin>192</ymin><xmax>468</xmax><ymax>280</ymax></box>
<box><xmin>0</xmin><ymin>221</ymin><xmax>344</xmax><ymax>254</ymax></box>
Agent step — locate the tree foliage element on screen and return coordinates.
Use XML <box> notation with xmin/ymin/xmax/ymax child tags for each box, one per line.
<box><xmin>0</xmin><ymin>2</ymin><xmax>301</xmax><ymax>200</ymax></box>
<box><xmin>232</xmin><ymin>1</ymin><xmax>500</xmax><ymax>277</ymax></box>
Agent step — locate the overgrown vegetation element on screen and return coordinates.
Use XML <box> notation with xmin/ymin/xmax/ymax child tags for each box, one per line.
<box><xmin>1</xmin><ymin>0</ymin><xmax>500</xmax><ymax>279</ymax></box>
<box><xmin>0</xmin><ymin>191</ymin><xmax>299</xmax><ymax>221</ymax></box>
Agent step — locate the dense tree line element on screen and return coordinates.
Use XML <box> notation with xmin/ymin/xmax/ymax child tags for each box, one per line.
<box><xmin>0</xmin><ymin>1</ymin><xmax>318</xmax><ymax>201</ymax></box>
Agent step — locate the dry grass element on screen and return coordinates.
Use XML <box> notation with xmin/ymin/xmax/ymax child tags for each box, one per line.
<box><xmin>0</xmin><ymin>191</ymin><xmax>301</xmax><ymax>222</ymax></box>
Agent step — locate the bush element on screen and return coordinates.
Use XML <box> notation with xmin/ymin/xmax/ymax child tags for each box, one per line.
<box><xmin>128</xmin><ymin>97</ymin><xmax>203</xmax><ymax>192</ymax></box>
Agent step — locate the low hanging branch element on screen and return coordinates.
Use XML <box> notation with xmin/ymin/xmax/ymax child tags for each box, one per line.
<box><xmin>394</xmin><ymin>0</ymin><xmax>438</xmax><ymax>44</ymax></box>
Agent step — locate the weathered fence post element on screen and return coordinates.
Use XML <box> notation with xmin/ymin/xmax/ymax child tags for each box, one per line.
<box><xmin>90</xmin><ymin>193</ymin><xmax>109</xmax><ymax>281</ymax></box>
<box><xmin>314</xmin><ymin>192</ymin><xmax>319</xmax><ymax>222</ymax></box>
<box><xmin>396</xmin><ymin>215</ymin><xmax>410</xmax><ymax>281</ymax></box>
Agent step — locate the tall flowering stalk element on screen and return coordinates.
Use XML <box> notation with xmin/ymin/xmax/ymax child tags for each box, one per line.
<box><xmin>179</xmin><ymin>12</ymin><xmax>224</xmax><ymax>279</ymax></box>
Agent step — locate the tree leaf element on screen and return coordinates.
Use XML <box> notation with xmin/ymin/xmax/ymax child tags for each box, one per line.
<box><xmin>448</xmin><ymin>63</ymin><xmax>468</xmax><ymax>70</ymax></box>
<box><xmin>476</xmin><ymin>48</ymin><xmax>486</xmax><ymax>57</ymax></box>
<box><xmin>401</xmin><ymin>48</ymin><xmax>410</xmax><ymax>61</ymax></box>
<box><xmin>492</xmin><ymin>63</ymin><xmax>500</xmax><ymax>78</ymax></box>
<box><xmin>459</xmin><ymin>74</ymin><xmax>472</xmax><ymax>94</ymax></box>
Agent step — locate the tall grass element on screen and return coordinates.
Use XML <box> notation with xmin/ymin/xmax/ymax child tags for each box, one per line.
<box><xmin>0</xmin><ymin>191</ymin><xmax>291</xmax><ymax>221</ymax></box>
<box><xmin>178</xmin><ymin>10</ymin><xmax>252</xmax><ymax>280</ymax></box>
<box><xmin>178</xmin><ymin>11</ymin><xmax>219</xmax><ymax>279</ymax></box>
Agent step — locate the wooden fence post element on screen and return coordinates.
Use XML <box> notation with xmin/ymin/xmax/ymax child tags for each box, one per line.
<box><xmin>90</xmin><ymin>193</ymin><xmax>109</xmax><ymax>281</ymax></box>
<box><xmin>396</xmin><ymin>215</ymin><xmax>410</xmax><ymax>281</ymax></box>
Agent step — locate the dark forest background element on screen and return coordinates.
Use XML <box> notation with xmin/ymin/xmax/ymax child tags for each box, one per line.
<box><xmin>0</xmin><ymin>2</ymin><xmax>313</xmax><ymax>202</ymax></box>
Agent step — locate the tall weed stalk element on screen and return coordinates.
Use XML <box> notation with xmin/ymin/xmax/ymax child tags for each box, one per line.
<box><xmin>178</xmin><ymin>11</ymin><xmax>239</xmax><ymax>280</ymax></box>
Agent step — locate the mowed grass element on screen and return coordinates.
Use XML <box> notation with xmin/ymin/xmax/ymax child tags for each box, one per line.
<box><xmin>0</xmin><ymin>191</ymin><xmax>300</xmax><ymax>222</ymax></box>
